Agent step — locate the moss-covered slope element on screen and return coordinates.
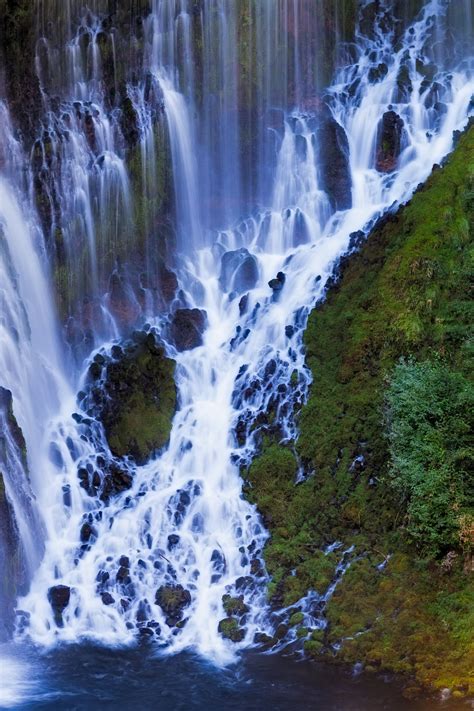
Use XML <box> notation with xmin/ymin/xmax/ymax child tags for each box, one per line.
<box><xmin>245</xmin><ymin>124</ymin><xmax>474</xmax><ymax>695</ymax></box>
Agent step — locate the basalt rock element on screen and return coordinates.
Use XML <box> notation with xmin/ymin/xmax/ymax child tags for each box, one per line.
<box><xmin>48</xmin><ymin>585</ymin><xmax>71</xmax><ymax>625</ymax></box>
<box><xmin>375</xmin><ymin>110</ymin><xmax>405</xmax><ymax>173</ymax></box>
<box><xmin>169</xmin><ymin>308</ymin><xmax>207</xmax><ymax>351</ymax></box>
<box><xmin>219</xmin><ymin>248</ymin><xmax>259</xmax><ymax>295</ymax></box>
<box><xmin>155</xmin><ymin>584</ymin><xmax>191</xmax><ymax>627</ymax></box>
<box><xmin>218</xmin><ymin>616</ymin><xmax>245</xmax><ymax>643</ymax></box>
<box><xmin>85</xmin><ymin>331</ymin><xmax>176</xmax><ymax>465</ymax></box>
<box><xmin>0</xmin><ymin>389</ymin><xmax>31</xmax><ymax>639</ymax></box>
<box><xmin>106</xmin><ymin>272</ymin><xmax>141</xmax><ymax>332</ymax></box>
<box><xmin>317</xmin><ymin>109</ymin><xmax>352</xmax><ymax>211</ymax></box>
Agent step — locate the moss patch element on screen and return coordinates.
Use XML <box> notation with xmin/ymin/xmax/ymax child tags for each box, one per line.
<box><xmin>86</xmin><ymin>332</ymin><xmax>177</xmax><ymax>464</ymax></box>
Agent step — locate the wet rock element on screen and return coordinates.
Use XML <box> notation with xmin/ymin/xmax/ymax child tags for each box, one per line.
<box><xmin>317</xmin><ymin>114</ymin><xmax>352</xmax><ymax>211</ymax></box>
<box><xmin>80</xmin><ymin>522</ymin><xmax>96</xmax><ymax>543</ymax></box>
<box><xmin>85</xmin><ymin>331</ymin><xmax>176</xmax><ymax>465</ymax></box>
<box><xmin>167</xmin><ymin>534</ymin><xmax>180</xmax><ymax>550</ymax></box>
<box><xmin>101</xmin><ymin>592</ymin><xmax>115</xmax><ymax>605</ymax></box>
<box><xmin>169</xmin><ymin>308</ymin><xmax>207</xmax><ymax>351</ymax></box>
<box><xmin>116</xmin><ymin>565</ymin><xmax>131</xmax><ymax>585</ymax></box>
<box><xmin>157</xmin><ymin>260</ymin><xmax>178</xmax><ymax>304</ymax></box>
<box><xmin>375</xmin><ymin>110</ymin><xmax>405</xmax><ymax>173</ymax></box>
<box><xmin>368</xmin><ymin>62</ymin><xmax>388</xmax><ymax>84</ymax></box>
<box><xmin>395</xmin><ymin>64</ymin><xmax>413</xmax><ymax>103</ymax></box>
<box><xmin>219</xmin><ymin>248</ymin><xmax>259</xmax><ymax>295</ymax></box>
<box><xmin>155</xmin><ymin>584</ymin><xmax>191</xmax><ymax>626</ymax></box>
<box><xmin>268</xmin><ymin>272</ymin><xmax>286</xmax><ymax>293</ymax></box>
<box><xmin>218</xmin><ymin>617</ymin><xmax>245</xmax><ymax>643</ymax></box>
<box><xmin>222</xmin><ymin>594</ymin><xmax>249</xmax><ymax>617</ymax></box>
<box><xmin>239</xmin><ymin>294</ymin><xmax>249</xmax><ymax>316</ymax></box>
<box><xmin>106</xmin><ymin>272</ymin><xmax>141</xmax><ymax>331</ymax></box>
<box><xmin>48</xmin><ymin>585</ymin><xmax>70</xmax><ymax>625</ymax></box>
<box><xmin>235</xmin><ymin>575</ymin><xmax>253</xmax><ymax>590</ymax></box>
<box><xmin>120</xmin><ymin>95</ymin><xmax>140</xmax><ymax>147</ymax></box>
<box><xmin>293</xmin><ymin>209</ymin><xmax>310</xmax><ymax>246</ymax></box>
<box><xmin>254</xmin><ymin>632</ymin><xmax>274</xmax><ymax>649</ymax></box>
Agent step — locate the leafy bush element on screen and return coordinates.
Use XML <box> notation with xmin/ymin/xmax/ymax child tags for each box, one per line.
<box><xmin>385</xmin><ymin>359</ymin><xmax>474</xmax><ymax>557</ymax></box>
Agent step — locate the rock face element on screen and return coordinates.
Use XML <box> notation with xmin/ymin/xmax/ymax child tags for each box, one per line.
<box><xmin>169</xmin><ymin>308</ymin><xmax>207</xmax><ymax>351</ymax></box>
<box><xmin>219</xmin><ymin>248</ymin><xmax>259</xmax><ymax>295</ymax></box>
<box><xmin>155</xmin><ymin>584</ymin><xmax>191</xmax><ymax>627</ymax></box>
<box><xmin>85</xmin><ymin>331</ymin><xmax>177</xmax><ymax>464</ymax></box>
<box><xmin>0</xmin><ymin>388</ymin><xmax>30</xmax><ymax>640</ymax></box>
<box><xmin>375</xmin><ymin>110</ymin><xmax>405</xmax><ymax>172</ymax></box>
<box><xmin>317</xmin><ymin>110</ymin><xmax>352</xmax><ymax>211</ymax></box>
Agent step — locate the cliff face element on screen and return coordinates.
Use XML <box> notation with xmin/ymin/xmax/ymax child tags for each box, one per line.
<box><xmin>246</xmin><ymin>125</ymin><xmax>474</xmax><ymax>696</ymax></box>
<box><xmin>0</xmin><ymin>388</ymin><xmax>30</xmax><ymax>640</ymax></box>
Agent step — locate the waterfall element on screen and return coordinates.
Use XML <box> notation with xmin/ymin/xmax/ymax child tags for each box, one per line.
<box><xmin>0</xmin><ymin>0</ymin><xmax>472</xmax><ymax>666</ymax></box>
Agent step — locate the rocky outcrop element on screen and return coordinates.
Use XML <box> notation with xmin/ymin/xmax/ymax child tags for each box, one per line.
<box><xmin>155</xmin><ymin>584</ymin><xmax>191</xmax><ymax>627</ymax></box>
<box><xmin>48</xmin><ymin>585</ymin><xmax>71</xmax><ymax>626</ymax></box>
<box><xmin>375</xmin><ymin>110</ymin><xmax>405</xmax><ymax>173</ymax></box>
<box><xmin>1</xmin><ymin>0</ymin><xmax>42</xmax><ymax>148</ymax></box>
<box><xmin>84</xmin><ymin>331</ymin><xmax>177</xmax><ymax>464</ymax></box>
<box><xmin>169</xmin><ymin>308</ymin><xmax>207</xmax><ymax>351</ymax></box>
<box><xmin>317</xmin><ymin>110</ymin><xmax>352</xmax><ymax>211</ymax></box>
<box><xmin>0</xmin><ymin>388</ymin><xmax>30</xmax><ymax>640</ymax></box>
<box><xmin>219</xmin><ymin>249</ymin><xmax>259</xmax><ymax>295</ymax></box>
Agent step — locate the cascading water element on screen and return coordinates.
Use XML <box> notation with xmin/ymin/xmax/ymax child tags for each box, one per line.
<box><xmin>0</xmin><ymin>0</ymin><xmax>472</xmax><ymax>675</ymax></box>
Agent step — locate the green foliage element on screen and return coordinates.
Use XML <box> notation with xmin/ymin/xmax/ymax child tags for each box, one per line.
<box><xmin>244</xmin><ymin>125</ymin><xmax>474</xmax><ymax>692</ymax></box>
<box><xmin>385</xmin><ymin>359</ymin><xmax>474</xmax><ymax>556</ymax></box>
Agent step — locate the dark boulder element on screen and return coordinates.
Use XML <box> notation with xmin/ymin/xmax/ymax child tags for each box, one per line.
<box><xmin>395</xmin><ymin>64</ymin><xmax>413</xmax><ymax>103</ymax></box>
<box><xmin>155</xmin><ymin>584</ymin><xmax>191</xmax><ymax>627</ymax></box>
<box><xmin>375</xmin><ymin>110</ymin><xmax>405</xmax><ymax>173</ymax></box>
<box><xmin>317</xmin><ymin>110</ymin><xmax>352</xmax><ymax>211</ymax></box>
<box><xmin>222</xmin><ymin>594</ymin><xmax>249</xmax><ymax>617</ymax></box>
<box><xmin>368</xmin><ymin>62</ymin><xmax>388</xmax><ymax>84</ymax></box>
<box><xmin>48</xmin><ymin>585</ymin><xmax>71</xmax><ymax>625</ymax></box>
<box><xmin>293</xmin><ymin>208</ymin><xmax>311</xmax><ymax>246</ymax></box>
<box><xmin>169</xmin><ymin>308</ymin><xmax>207</xmax><ymax>351</ymax></box>
<box><xmin>219</xmin><ymin>248</ymin><xmax>259</xmax><ymax>295</ymax></box>
<box><xmin>269</xmin><ymin>272</ymin><xmax>286</xmax><ymax>294</ymax></box>
<box><xmin>84</xmin><ymin>332</ymin><xmax>176</xmax><ymax>465</ymax></box>
<box><xmin>218</xmin><ymin>617</ymin><xmax>245</xmax><ymax>643</ymax></box>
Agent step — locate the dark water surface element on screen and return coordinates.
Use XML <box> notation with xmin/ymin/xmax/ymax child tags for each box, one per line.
<box><xmin>0</xmin><ymin>644</ymin><xmax>470</xmax><ymax>711</ymax></box>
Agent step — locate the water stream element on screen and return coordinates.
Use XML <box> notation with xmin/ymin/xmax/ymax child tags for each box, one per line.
<box><xmin>0</xmin><ymin>0</ymin><xmax>473</xmax><ymax>703</ymax></box>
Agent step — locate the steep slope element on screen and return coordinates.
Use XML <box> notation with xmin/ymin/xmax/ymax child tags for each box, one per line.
<box><xmin>246</xmin><ymin>124</ymin><xmax>474</xmax><ymax>697</ymax></box>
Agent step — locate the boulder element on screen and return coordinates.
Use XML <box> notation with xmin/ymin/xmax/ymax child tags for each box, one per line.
<box><xmin>269</xmin><ymin>272</ymin><xmax>286</xmax><ymax>293</ymax></box>
<box><xmin>218</xmin><ymin>617</ymin><xmax>245</xmax><ymax>643</ymax></box>
<box><xmin>48</xmin><ymin>585</ymin><xmax>71</xmax><ymax>625</ymax></box>
<box><xmin>84</xmin><ymin>331</ymin><xmax>176</xmax><ymax>464</ymax></box>
<box><xmin>169</xmin><ymin>308</ymin><xmax>207</xmax><ymax>351</ymax></box>
<box><xmin>317</xmin><ymin>110</ymin><xmax>352</xmax><ymax>211</ymax></box>
<box><xmin>155</xmin><ymin>584</ymin><xmax>191</xmax><ymax>627</ymax></box>
<box><xmin>219</xmin><ymin>248</ymin><xmax>259</xmax><ymax>295</ymax></box>
<box><xmin>375</xmin><ymin>110</ymin><xmax>405</xmax><ymax>173</ymax></box>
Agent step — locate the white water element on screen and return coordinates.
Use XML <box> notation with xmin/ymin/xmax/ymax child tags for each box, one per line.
<box><xmin>0</xmin><ymin>0</ymin><xmax>471</xmax><ymax>668</ymax></box>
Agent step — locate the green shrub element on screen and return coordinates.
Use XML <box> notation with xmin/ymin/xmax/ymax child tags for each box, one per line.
<box><xmin>385</xmin><ymin>359</ymin><xmax>474</xmax><ymax>557</ymax></box>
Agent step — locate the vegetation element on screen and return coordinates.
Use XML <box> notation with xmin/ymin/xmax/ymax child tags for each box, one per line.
<box><xmin>245</xmin><ymin>124</ymin><xmax>474</xmax><ymax>694</ymax></box>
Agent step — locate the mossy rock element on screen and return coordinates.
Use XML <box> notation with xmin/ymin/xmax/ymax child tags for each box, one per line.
<box><xmin>222</xmin><ymin>594</ymin><xmax>249</xmax><ymax>618</ymax></box>
<box><xmin>218</xmin><ymin>616</ymin><xmax>245</xmax><ymax>643</ymax></box>
<box><xmin>86</xmin><ymin>331</ymin><xmax>177</xmax><ymax>464</ymax></box>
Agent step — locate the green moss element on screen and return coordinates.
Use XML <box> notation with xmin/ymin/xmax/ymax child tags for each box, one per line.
<box><xmin>245</xmin><ymin>125</ymin><xmax>474</xmax><ymax>691</ymax></box>
<box><xmin>93</xmin><ymin>333</ymin><xmax>177</xmax><ymax>464</ymax></box>
<box><xmin>289</xmin><ymin>611</ymin><xmax>304</xmax><ymax>627</ymax></box>
<box><xmin>218</xmin><ymin>616</ymin><xmax>245</xmax><ymax>643</ymax></box>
